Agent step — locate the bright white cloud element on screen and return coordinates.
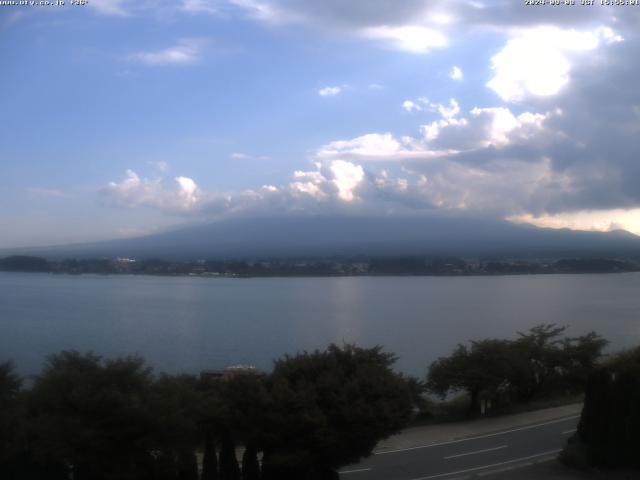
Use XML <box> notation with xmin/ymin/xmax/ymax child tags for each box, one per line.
<box><xmin>402</xmin><ymin>100</ymin><xmax>421</xmax><ymax>113</ymax></box>
<box><xmin>318</xmin><ymin>86</ymin><xmax>342</xmax><ymax>97</ymax></box>
<box><xmin>317</xmin><ymin>101</ymin><xmax>552</xmax><ymax>166</ymax></box>
<box><xmin>449</xmin><ymin>66</ymin><xmax>463</xmax><ymax>81</ymax></box>
<box><xmin>128</xmin><ymin>39</ymin><xmax>202</xmax><ymax>66</ymax></box>
<box><xmin>468</xmin><ymin>107</ymin><xmax>547</xmax><ymax>147</ymax></box>
<box><xmin>330</xmin><ymin>160</ymin><xmax>365</xmax><ymax>202</ymax></box>
<box><xmin>289</xmin><ymin>169</ymin><xmax>329</xmax><ymax>199</ymax></box>
<box><xmin>175</xmin><ymin>176</ymin><xmax>199</xmax><ymax>209</ymax></box>
<box><xmin>438</xmin><ymin>98</ymin><xmax>460</xmax><ymax>119</ymax></box>
<box><xmin>101</xmin><ymin>170</ymin><xmax>157</xmax><ymax>208</ymax></box>
<box><xmin>402</xmin><ymin>97</ymin><xmax>459</xmax><ymax>118</ymax></box>
<box><xmin>487</xmin><ymin>26</ymin><xmax>623</xmax><ymax>102</ymax></box>
<box><xmin>508</xmin><ymin>209</ymin><xmax>640</xmax><ymax>236</ymax></box>
<box><xmin>289</xmin><ymin>180</ymin><xmax>326</xmax><ymax>199</ymax></box>
<box><xmin>420</xmin><ymin>117</ymin><xmax>468</xmax><ymax>144</ymax></box>
<box><xmin>362</xmin><ymin>25</ymin><xmax>447</xmax><ymax>53</ymax></box>
<box><xmin>318</xmin><ymin>133</ymin><xmax>404</xmax><ymax>159</ymax></box>
<box><xmin>100</xmin><ymin>170</ymin><xmax>201</xmax><ymax>212</ymax></box>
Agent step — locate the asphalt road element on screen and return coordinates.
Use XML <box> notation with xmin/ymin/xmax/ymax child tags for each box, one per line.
<box><xmin>339</xmin><ymin>415</ymin><xmax>579</xmax><ymax>480</ymax></box>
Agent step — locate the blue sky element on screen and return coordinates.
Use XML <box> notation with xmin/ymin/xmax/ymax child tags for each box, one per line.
<box><xmin>1</xmin><ymin>1</ymin><xmax>639</xmax><ymax>247</ymax></box>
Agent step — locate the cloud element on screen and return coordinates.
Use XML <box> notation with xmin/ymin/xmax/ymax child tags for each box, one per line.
<box><xmin>229</xmin><ymin>0</ymin><xmax>296</xmax><ymax>24</ymax></box>
<box><xmin>100</xmin><ymin>160</ymin><xmax>369</xmax><ymax>219</ymax></box>
<box><xmin>330</xmin><ymin>160</ymin><xmax>364</xmax><ymax>202</ymax></box>
<box><xmin>362</xmin><ymin>25</ymin><xmax>446</xmax><ymax>53</ymax></box>
<box><xmin>127</xmin><ymin>39</ymin><xmax>203</xmax><ymax>66</ymax></box>
<box><xmin>181</xmin><ymin>0</ymin><xmax>220</xmax><ymax>15</ymax></box>
<box><xmin>92</xmin><ymin>3</ymin><xmax>640</xmax><ymax>235</ymax></box>
<box><xmin>319</xmin><ymin>101</ymin><xmax>553</xmax><ymax>165</ymax></box>
<box><xmin>449</xmin><ymin>66</ymin><xmax>463</xmax><ymax>81</ymax></box>
<box><xmin>487</xmin><ymin>26</ymin><xmax>623</xmax><ymax>102</ymax></box>
<box><xmin>318</xmin><ymin>86</ymin><xmax>342</xmax><ymax>97</ymax></box>
<box><xmin>289</xmin><ymin>170</ymin><xmax>328</xmax><ymax>200</ymax></box>
<box><xmin>318</xmin><ymin>133</ymin><xmax>406</xmax><ymax>160</ymax></box>
<box><xmin>231</xmin><ymin>152</ymin><xmax>271</xmax><ymax>160</ymax></box>
<box><xmin>99</xmin><ymin>170</ymin><xmax>200</xmax><ymax>212</ymax></box>
<box><xmin>175</xmin><ymin>176</ymin><xmax>199</xmax><ymax>209</ymax></box>
<box><xmin>438</xmin><ymin>98</ymin><xmax>460</xmax><ymax>119</ymax></box>
<box><xmin>402</xmin><ymin>100</ymin><xmax>422</xmax><ymax>113</ymax></box>
<box><xmin>402</xmin><ymin>98</ymin><xmax>459</xmax><ymax>118</ymax></box>
<box><xmin>147</xmin><ymin>161</ymin><xmax>169</xmax><ymax>172</ymax></box>
<box><xmin>508</xmin><ymin>209</ymin><xmax>640</xmax><ymax>237</ymax></box>
<box><xmin>225</xmin><ymin>1</ymin><xmax>451</xmax><ymax>53</ymax></box>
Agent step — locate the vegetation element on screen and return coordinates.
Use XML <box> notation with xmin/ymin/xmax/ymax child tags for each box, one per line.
<box><xmin>2</xmin><ymin>255</ymin><xmax>640</xmax><ymax>277</ymax></box>
<box><xmin>261</xmin><ymin>345</ymin><xmax>413</xmax><ymax>479</ymax></box>
<box><xmin>562</xmin><ymin>346</ymin><xmax>640</xmax><ymax>469</ymax></box>
<box><xmin>426</xmin><ymin>324</ymin><xmax>608</xmax><ymax>414</ymax></box>
<box><xmin>0</xmin><ymin>330</ymin><xmax>627</xmax><ymax>478</ymax></box>
<box><xmin>0</xmin><ymin>344</ymin><xmax>414</xmax><ymax>480</ymax></box>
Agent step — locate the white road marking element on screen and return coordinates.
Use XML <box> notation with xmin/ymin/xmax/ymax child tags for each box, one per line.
<box><xmin>375</xmin><ymin>415</ymin><xmax>579</xmax><ymax>455</ymax></box>
<box><xmin>561</xmin><ymin>429</ymin><xmax>577</xmax><ymax>435</ymax></box>
<box><xmin>444</xmin><ymin>445</ymin><xmax>508</xmax><ymax>460</ymax></box>
<box><xmin>339</xmin><ymin>468</ymin><xmax>372</xmax><ymax>474</ymax></box>
<box><xmin>410</xmin><ymin>449</ymin><xmax>562</xmax><ymax>480</ymax></box>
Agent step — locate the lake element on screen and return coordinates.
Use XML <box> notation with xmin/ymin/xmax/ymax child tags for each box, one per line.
<box><xmin>1</xmin><ymin>272</ymin><xmax>639</xmax><ymax>378</ymax></box>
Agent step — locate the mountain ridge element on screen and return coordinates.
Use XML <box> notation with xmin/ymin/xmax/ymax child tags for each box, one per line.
<box><xmin>3</xmin><ymin>216</ymin><xmax>640</xmax><ymax>260</ymax></box>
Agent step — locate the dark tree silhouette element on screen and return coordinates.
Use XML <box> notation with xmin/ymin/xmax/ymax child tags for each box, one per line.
<box><xmin>241</xmin><ymin>443</ymin><xmax>260</xmax><ymax>480</ymax></box>
<box><xmin>261</xmin><ymin>344</ymin><xmax>413</xmax><ymax>478</ymax></box>
<box><xmin>219</xmin><ymin>433</ymin><xmax>240</xmax><ymax>480</ymax></box>
<box><xmin>572</xmin><ymin>346</ymin><xmax>640</xmax><ymax>468</ymax></box>
<box><xmin>201</xmin><ymin>431</ymin><xmax>219</xmax><ymax>480</ymax></box>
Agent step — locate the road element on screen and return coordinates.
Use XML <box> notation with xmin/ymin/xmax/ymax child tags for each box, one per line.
<box><xmin>339</xmin><ymin>415</ymin><xmax>579</xmax><ymax>480</ymax></box>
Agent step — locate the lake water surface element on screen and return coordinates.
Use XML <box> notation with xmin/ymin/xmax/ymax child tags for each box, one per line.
<box><xmin>1</xmin><ymin>272</ymin><xmax>639</xmax><ymax>377</ymax></box>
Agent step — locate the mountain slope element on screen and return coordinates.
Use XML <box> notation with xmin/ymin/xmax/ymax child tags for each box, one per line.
<box><xmin>5</xmin><ymin>216</ymin><xmax>640</xmax><ymax>260</ymax></box>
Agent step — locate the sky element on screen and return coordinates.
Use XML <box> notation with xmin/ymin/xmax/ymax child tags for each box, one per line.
<box><xmin>1</xmin><ymin>0</ymin><xmax>640</xmax><ymax>248</ymax></box>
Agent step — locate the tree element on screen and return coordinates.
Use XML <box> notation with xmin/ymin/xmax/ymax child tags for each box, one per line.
<box><xmin>510</xmin><ymin>324</ymin><xmax>568</xmax><ymax>401</ymax></box>
<box><xmin>241</xmin><ymin>444</ymin><xmax>260</xmax><ymax>480</ymax></box>
<box><xmin>149</xmin><ymin>374</ymin><xmax>203</xmax><ymax>480</ymax></box>
<box><xmin>427</xmin><ymin>340</ymin><xmax>514</xmax><ymax>414</ymax></box>
<box><xmin>200</xmin><ymin>374</ymin><xmax>269</xmax><ymax>480</ymax></box>
<box><xmin>427</xmin><ymin>325</ymin><xmax>609</xmax><ymax>413</ymax></box>
<box><xmin>558</xmin><ymin>332</ymin><xmax>608</xmax><ymax>391</ymax></box>
<box><xmin>569</xmin><ymin>346</ymin><xmax>640</xmax><ymax>468</ymax></box>
<box><xmin>201</xmin><ymin>431</ymin><xmax>219</xmax><ymax>480</ymax></box>
<box><xmin>261</xmin><ymin>344</ymin><xmax>413</xmax><ymax>479</ymax></box>
<box><xmin>511</xmin><ymin>324</ymin><xmax>607</xmax><ymax>400</ymax></box>
<box><xmin>28</xmin><ymin>351</ymin><xmax>157</xmax><ymax>480</ymax></box>
<box><xmin>0</xmin><ymin>361</ymin><xmax>24</xmax><ymax>478</ymax></box>
<box><xmin>219</xmin><ymin>433</ymin><xmax>240</xmax><ymax>480</ymax></box>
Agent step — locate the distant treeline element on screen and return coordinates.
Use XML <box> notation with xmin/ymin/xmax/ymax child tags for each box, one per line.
<box><xmin>1</xmin><ymin>255</ymin><xmax>639</xmax><ymax>277</ymax></box>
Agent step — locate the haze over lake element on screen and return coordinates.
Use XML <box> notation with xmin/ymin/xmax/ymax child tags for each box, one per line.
<box><xmin>2</xmin><ymin>272</ymin><xmax>639</xmax><ymax>377</ymax></box>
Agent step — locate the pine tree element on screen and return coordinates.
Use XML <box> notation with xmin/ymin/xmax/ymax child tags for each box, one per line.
<box><xmin>219</xmin><ymin>433</ymin><xmax>240</xmax><ymax>480</ymax></box>
<box><xmin>201</xmin><ymin>432</ymin><xmax>219</xmax><ymax>480</ymax></box>
<box><xmin>241</xmin><ymin>443</ymin><xmax>260</xmax><ymax>480</ymax></box>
